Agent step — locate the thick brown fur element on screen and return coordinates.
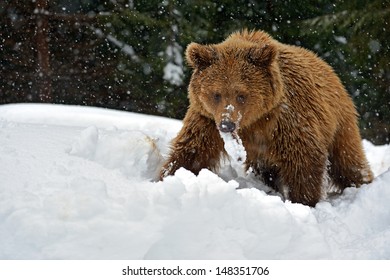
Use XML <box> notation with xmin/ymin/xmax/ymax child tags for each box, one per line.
<box><xmin>160</xmin><ymin>29</ymin><xmax>374</xmax><ymax>207</ymax></box>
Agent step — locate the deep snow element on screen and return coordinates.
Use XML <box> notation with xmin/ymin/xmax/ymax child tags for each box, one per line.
<box><xmin>0</xmin><ymin>103</ymin><xmax>389</xmax><ymax>259</ymax></box>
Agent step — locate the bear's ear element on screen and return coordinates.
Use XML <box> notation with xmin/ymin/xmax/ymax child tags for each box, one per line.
<box><xmin>246</xmin><ymin>44</ymin><xmax>278</xmax><ymax>67</ymax></box>
<box><xmin>186</xmin><ymin>43</ymin><xmax>217</xmax><ymax>70</ymax></box>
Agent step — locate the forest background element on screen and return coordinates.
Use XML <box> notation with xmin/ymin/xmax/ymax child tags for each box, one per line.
<box><xmin>1</xmin><ymin>0</ymin><xmax>389</xmax><ymax>144</ymax></box>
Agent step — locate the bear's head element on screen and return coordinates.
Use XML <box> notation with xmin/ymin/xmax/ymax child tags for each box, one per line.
<box><xmin>186</xmin><ymin>38</ymin><xmax>284</xmax><ymax>133</ymax></box>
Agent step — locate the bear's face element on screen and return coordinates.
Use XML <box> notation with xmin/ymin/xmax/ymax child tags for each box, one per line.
<box><xmin>186</xmin><ymin>42</ymin><xmax>284</xmax><ymax>133</ymax></box>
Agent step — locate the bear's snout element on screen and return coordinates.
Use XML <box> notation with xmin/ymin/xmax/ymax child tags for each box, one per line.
<box><xmin>219</xmin><ymin>120</ymin><xmax>236</xmax><ymax>133</ymax></box>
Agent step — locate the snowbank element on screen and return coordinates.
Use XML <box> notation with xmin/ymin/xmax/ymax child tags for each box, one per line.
<box><xmin>0</xmin><ymin>104</ymin><xmax>389</xmax><ymax>259</ymax></box>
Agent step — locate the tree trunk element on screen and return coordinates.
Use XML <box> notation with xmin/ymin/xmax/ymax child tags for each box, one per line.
<box><xmin>35</xmin><ymin>0</ymin><xmax>52</xmax><ymax>102</ymax></box>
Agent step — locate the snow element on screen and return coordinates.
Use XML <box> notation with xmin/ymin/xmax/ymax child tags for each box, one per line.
<box><xmin>93</xmin><ymin>28</ymin><xmax>140</xmax><ymax>62</ymax></box>
<box><xmin>334</xmin><ymin>35</ymin><xmax>347</xmax><ymax>44</ymax></box>
<box><xmin>163</xmin><ymin>43</ymin><xmax>184</xmax><ymax>86</ymax></box>
<box><xmin>219</xmin><ymin>131</ymin><xmax>247</xmax><ymax>178</ymax></box>
<box><xmin>163</xmin><ymin>62</ymin><xmax>184</xmax><ymax>86</ymax></box>
<box><xmin>0</xmin><ymin>103</ymin><xmax>389</xmax><ymax>260</ymax></box>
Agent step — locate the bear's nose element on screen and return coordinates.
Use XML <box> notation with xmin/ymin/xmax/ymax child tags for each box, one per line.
<box><xmin>219</xmin><ymin>120</ymin><xmax>236</xmax><ymax>133</ymax></box>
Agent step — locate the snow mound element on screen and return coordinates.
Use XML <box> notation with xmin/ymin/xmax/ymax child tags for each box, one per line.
<box><xmin>0</xmin><ymin>104</ymin><xmax>389</xmax><ymax>260</ymax></box>
<box><xmin>69</xmin><ymin>126</ymin><xmax>163</xmax><ymax>179</ymax></box>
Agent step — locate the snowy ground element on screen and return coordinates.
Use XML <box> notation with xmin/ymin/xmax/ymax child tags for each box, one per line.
<box><xmin>0</xmin><ymin>103</ymin><xmax>389</xmax><ymax>260</ymax></box>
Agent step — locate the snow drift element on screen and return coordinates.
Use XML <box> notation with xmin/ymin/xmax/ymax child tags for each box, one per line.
<box><xmin>0</xmin><ymin>103</ymin><xmax>389</xmax><ymax>259</ymax></box>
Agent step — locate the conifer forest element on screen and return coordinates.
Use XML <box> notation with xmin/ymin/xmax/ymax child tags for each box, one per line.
<box><xmin>1</xmin><ymin>0</ymin><xmax>389</xmax><ymax>144</ymax></box>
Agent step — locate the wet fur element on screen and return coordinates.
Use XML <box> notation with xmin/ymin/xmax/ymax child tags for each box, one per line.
<box><xmin>160</xmin><ymin>29</ymin><xmax>374</xmax><ymax>207</ymax></box>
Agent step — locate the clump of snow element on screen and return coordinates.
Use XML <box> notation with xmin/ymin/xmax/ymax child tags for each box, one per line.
<box><xmin>69</xmin><ymin>126</ymin><xmax>163</xmax><ymax>179</ymax></box>
<box><xmin>334</xmin><ymin>35</ymin><xmax>347</xmax><ymax>44</ymax></box>
<box><xmin>221</xmin><ymin>104</ymin><xmax>236</xmax><ymax>121</ymax></box>
<box><xmin>163</xmin><ymin>43</ymin><xmax>184</xmax><ymax>86</ymax></box>
<box><xmin>163</xmin><ymin>62</ymin><xmax>184</xmax><ymax>86</ymax></box>
<box><xmin>0</xmin><ymin>103</ymin><xmax>389</xmax><ymax>260</ymax></box>
<box><xmin>219</xmin><ymin>131</ymin><xmax>247</xmax><ymax>178</ymax></box>
<box><xmin>225</xmin><ymin>104</ymin><xmax>234</xmax><ymax>112</ymax></box>
<box><xmin>363</xmin><ymin>139</ymin><xmax>390</xmax><ymax>176</ymax></box>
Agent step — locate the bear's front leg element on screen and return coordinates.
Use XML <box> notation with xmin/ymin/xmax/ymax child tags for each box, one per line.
<box><xmin>278</xmin><ymin>145</ymin><xmax>327</xmax><ymax>207</ymax></box>
<box><xmin>160</xmin><ymin>109</ymin><xmax>225</xmax><ymax>179</ymax></box>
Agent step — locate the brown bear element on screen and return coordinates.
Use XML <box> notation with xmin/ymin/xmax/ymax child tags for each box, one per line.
<box><xmin>160</xmin><ymin>29</ymin><xmax>374</xmax><ymax>207</ymax></box>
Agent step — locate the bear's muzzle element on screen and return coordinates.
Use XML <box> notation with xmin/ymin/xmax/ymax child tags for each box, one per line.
<box><xmin>219</xmin><ymin>120</ymin><xmax>236</xmax><ymax>133</ymax></box>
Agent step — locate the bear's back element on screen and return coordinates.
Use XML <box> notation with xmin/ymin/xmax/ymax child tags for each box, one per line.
<box><xmin>228</xmin><ymin>30</ymin><xmax>353</xmax><ymax>120</ymax></box>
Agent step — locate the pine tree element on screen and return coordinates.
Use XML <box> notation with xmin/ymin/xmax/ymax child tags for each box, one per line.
<box><xmin>295</xmin><ymin>0</ymin><xmax>390</xmax><ymax>143</ymax></box>
<box><xmin>1</xmin><ymin>0</ymin><xmax>388</xmax><ymax>143</ymax></box>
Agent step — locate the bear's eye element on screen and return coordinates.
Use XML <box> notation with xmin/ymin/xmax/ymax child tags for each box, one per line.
<box><xmin>237</xmin><ymin>95</ymin><xmax>245</xmax><ymax>104</ymax></box>
<box><xmin>213</xmin><ymin>93</ymin><xmax>222</xmax><ymax>102</ymax></box>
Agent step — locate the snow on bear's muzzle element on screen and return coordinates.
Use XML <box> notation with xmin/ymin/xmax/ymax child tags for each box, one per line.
<box><xmin>219</xmin><ymin>120</ymin><xmax>236</xmax><ymax>133</ymax></box>
<box><xmin>218</xmin><ymin>104</ymin><xmax>241</xmax><ymax>133</ymax></box>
